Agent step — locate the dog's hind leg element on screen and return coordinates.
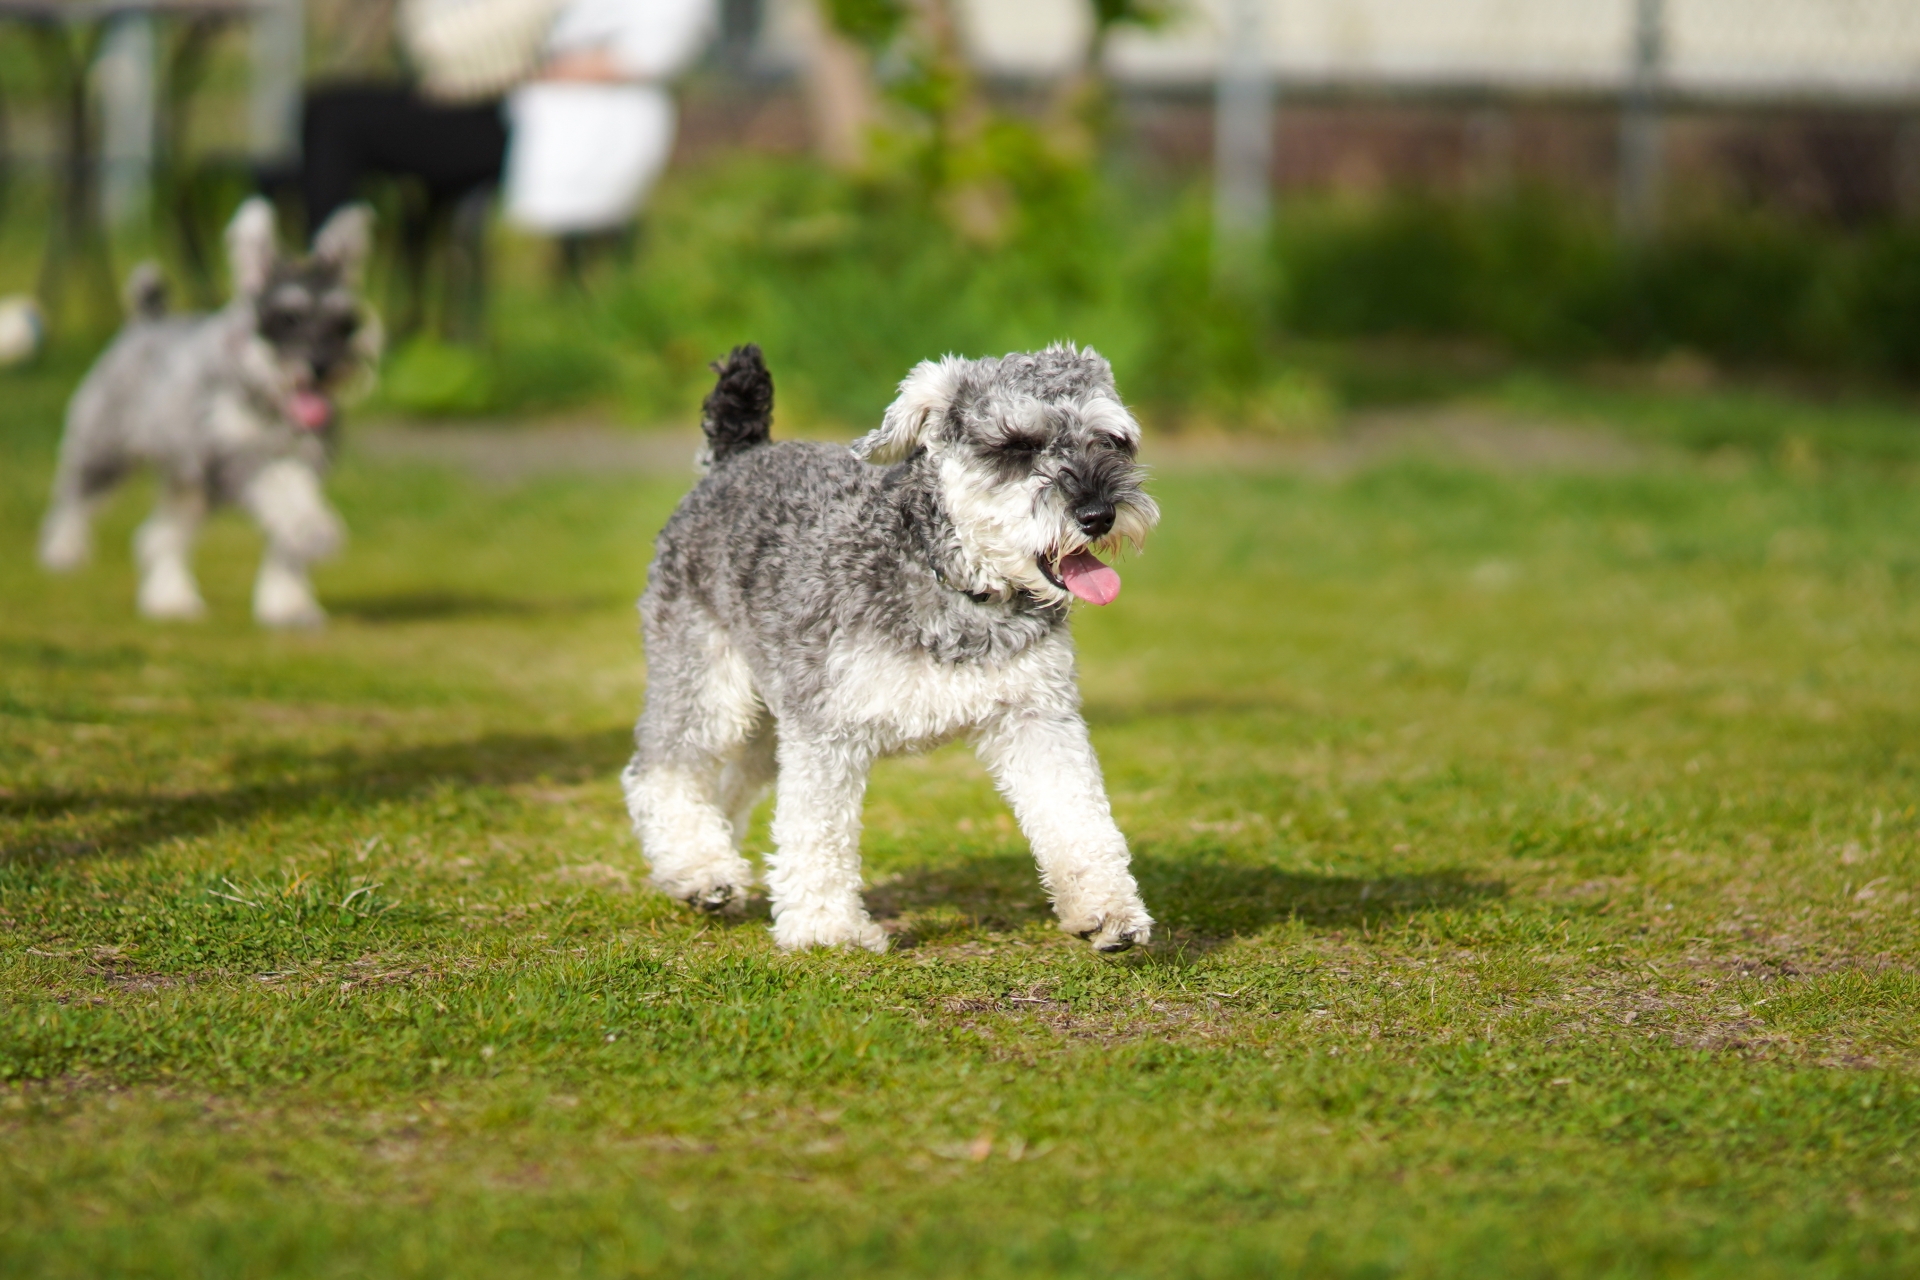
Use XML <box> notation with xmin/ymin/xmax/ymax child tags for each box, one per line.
<box><xmin>133</xmin><ymin>481</ymin><xmax>209</xmax><ymax>620</ymax></box>
<box><xmin>625</xmin><ymin>611</ymin><xmax>762</xmax><ymax>912</ymax></box>
<box><xmin>239</xmin><ymin>459</ymin><xmax>344</xmax><ymax>629</ymax></box>
<box><xmin>39</xmin><ymin>437</ymin><xmax>128</xmax><ymax>573</ymax></box>
<box><xmin>975</xmin><ymin>712</ymin><xmax>1153</xmax><ymax>953</ymax></box>
<box><xmin>39</xmin><ymin>471</ymin><xmax>117</xmax><ymax>574</ymax></box>
<box><xmin>764</xmin><ymin>732</ymin><xmax>887</xmax><ymax>952</ymax></box>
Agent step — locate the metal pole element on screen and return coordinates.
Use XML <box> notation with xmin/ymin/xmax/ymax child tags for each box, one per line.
<box><xmin>98</xmin><ymin>16</ymin><xmax>156</xmax><ymax>226</ymax></box>
<box><xmin>1212</xmin><ymin>0</ymin><xmax>1273</xmax><ymax>293</ymax></box>
<box><xmin>249</xmin><ymin>0</ymin><xmax>304</xmax><ymax>162</ymax></box>
<box><xmin>1616</xmin><ymin>0</ymin><xmax>1664</xmax><ymax>240</ymax></box>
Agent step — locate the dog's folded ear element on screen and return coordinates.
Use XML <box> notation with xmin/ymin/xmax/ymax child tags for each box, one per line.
<box><xmin>312</xmin><ymin>204</ymin><xmax>375</xmax><ymax>287</ymax></box>
<box><xmin>853</xmin><ymin>356</ymin><xmax>968</xmax><ymax>464</ymax></box>
<box><xmin>225</xmin><ymin>197</ymin><xmax>278</xmax><ymax>298</ymax></box>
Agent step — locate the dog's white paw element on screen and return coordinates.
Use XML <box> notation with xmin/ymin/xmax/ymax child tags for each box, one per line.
<box><xmin>1059</xmin><ymin>896</ymin><xmax>1154</xmax><ymax>953</ymax></box>
<box><xmin>1080</xmin><ymin>913</ymin><xmax>1152</xmax><ymax>953</ymax></box>
<box><xmin>771</xmin><ymin>907</ymin><xmax>889</xmax><ymax>953</ymax></box>
<box><xmin>137</xmin><ymin>569</ymin><xmax>207</xmax><ymax>621</ymax></box>
<box><xmin>649</xmin><ymin>855</ymin><xmax>755</xmax><ymax>916</ymax></box>
<box><xmin>685</xmin><ymin>883</ymin><xmax>747</xmax><ymax>915</ymax></box>
<box><xmin>254</xmin><ymin>562</ymin><xmax>326</xmax><ymax>629</ymax></box>
<box><xmin>256</xmin><ymin>595</ymin><xmax>326</xmax><ymax>629</ymax></box>
<box><xmin>38</xmin><ymin>510</ymin><xmax>91</xmax><ymax>572</ymax></box>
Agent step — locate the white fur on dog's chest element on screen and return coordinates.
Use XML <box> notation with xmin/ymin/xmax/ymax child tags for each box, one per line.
<box><xmin>207</xmin><ymin>392</ymin><xmax>281</xmax><ymax>450</ymax></box>
<box><xmin>821</xmin><ymin>628</ymin><xmax>1076</xmax><ymax>750</ymax></box>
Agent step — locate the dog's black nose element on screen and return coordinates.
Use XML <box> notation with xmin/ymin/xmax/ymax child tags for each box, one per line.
<box><xmin>1075</xmin><ymin>502</ymin><xmax>1116</xmax><ymax>538</ymax></box>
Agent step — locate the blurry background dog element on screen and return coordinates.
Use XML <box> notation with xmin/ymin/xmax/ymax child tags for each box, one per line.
<box><xmin>624</xmin><ymin>344</ymin><xmax>1159</xmax><ymax>953</ymax></box>
<box><xmin>38</xmin><ymin>198</ymin><xmax>379</xmax><ymax>628</ymax></box>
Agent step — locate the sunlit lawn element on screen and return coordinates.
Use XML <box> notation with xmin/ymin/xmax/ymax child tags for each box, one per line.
<box><xmin>2</xmin><ymin>351</ymin><xmax>1918</xmax><ymax>1278</ymax></box>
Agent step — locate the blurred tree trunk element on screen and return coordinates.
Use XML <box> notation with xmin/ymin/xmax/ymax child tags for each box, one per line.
<box><xmin>1050</xmin><ymin>0</ymin><xmax>1168</xmax><ymax>159</ymax></box>
<box><xmin>912</xmin><ymin>0</ymin><xmax>1008</xmax><ymax>240</ymax></box>
<box><xmin>796</xmin><ymin>0</ymin><xmax>876</xmax><ymax>171</ymax></box>
<box><xmin>1045</xmin><ymin>26</ymin><xmax>1108</xmax><ymax>164</ymax></box>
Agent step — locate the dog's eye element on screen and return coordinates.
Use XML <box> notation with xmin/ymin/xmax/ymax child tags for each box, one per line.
<box><xmin>998</xmin><ymin>434</ymin><xmax>1046</xmax><ymax>456</ymax></box>
<box><xmin>324</xmin><ymin>311</ymin><xmax>360</xmax><ymax>339</ymax></box>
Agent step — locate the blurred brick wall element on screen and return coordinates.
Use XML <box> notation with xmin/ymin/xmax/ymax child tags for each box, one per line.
<box><xmin>670</xmin><ymin>79</ymin><xmax>1920</xmax><ymax>223</ymax></box>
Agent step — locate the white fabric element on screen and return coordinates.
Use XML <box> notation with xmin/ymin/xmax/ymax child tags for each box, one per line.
<box><xmin>401</xmin><ymin>0</ymin><xmax>564</xmax><ymax>103</ymax></box>
<box><xmin>543</xmin><ymin>0</ymin><xmax>715</xmax><ymax>81</ymax></box>
<box><xmin>502</xmin><ymin>83</ymin><xmax>676</xmax><ymax>232</ymax></box>
<box><xmin>501</xmin><ymin>0</ymin><xmax>715</xmax><ymax>232</ymax></box>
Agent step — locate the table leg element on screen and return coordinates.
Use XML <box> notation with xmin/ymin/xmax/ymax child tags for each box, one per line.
<box><xmin>0</xmin><ymin>60</ymin><xmax>12</xmax><ymax>225</ymax></box>
<box><xmin>156</xmin><ymin>15</ymin><xmax>225</xmax><ymax>305</ymax></box>
<box><xmin>33</xmin><ymin>19</ymin><xmax>118</xmax><ymax>336</ymax></box>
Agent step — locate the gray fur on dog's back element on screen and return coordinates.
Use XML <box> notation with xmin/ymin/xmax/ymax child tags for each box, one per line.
<box><xmin>648</xmin><ymin>438</ymin><xmax>1062</xmax><ymax>689</ymax></box>
<box><xmin>60</xmin><ymin>311</ymin><xmax>302</xmax><ymax>498</ymax></box>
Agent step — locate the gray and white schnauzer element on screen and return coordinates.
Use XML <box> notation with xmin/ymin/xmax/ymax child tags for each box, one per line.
<box><xmin>39</xmin><ymin>198</ymin><xmax>377</xmax><ymax>627</ymax></box>
<box><xmin>623</xmin><ymin>343</ymin><xmax>1160</xmax><ymax>952</ymax></box>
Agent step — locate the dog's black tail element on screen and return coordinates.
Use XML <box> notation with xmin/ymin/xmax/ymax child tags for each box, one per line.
<box><xmin>701</xmin><ymin>344</ymin><xmax>773</xmax><ymax>465</ymax></box>
<box><xmin>122</xmin><ymin>262</ymin><xmax>168</xmax><ymax>322</ymax></box>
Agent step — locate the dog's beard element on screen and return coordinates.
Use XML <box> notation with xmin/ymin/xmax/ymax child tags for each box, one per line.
<box><xmin>938</xmin><ymin>456</ymin><xmax>1155</xmax><ymax>606</ymax></box>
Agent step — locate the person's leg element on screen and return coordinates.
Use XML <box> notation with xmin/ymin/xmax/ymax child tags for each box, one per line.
<box><xmin>301</xmin><ymin>83</ymin><xmax>404</xmax><ymax>231</ymax></box>
<box><xmin>406</xmin><ymin>101</ymin><xmax>509</xmax><ymax>202</ymax></box>
<box><xmin>302</xmin><ymin>84</ymin><xmax>506</xmax><ymax>231</ymax></box>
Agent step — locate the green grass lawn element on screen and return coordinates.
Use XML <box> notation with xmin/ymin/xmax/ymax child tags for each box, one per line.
<box><xmin>3</xmin><ymin>354</ymin><xmax>1919</xmax><ymax>1278</ymax></box>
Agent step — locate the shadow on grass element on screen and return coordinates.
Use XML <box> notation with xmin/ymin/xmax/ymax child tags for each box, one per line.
<box><xmin>1139</xmin><ymin>854</ymin><xmax>1505</xmax><ymax>941</ymax></box>
<box><xmin>867</xmin><ymin>851</ymin><xmax>1505</xmax><ymax>946</ymax></box>
<box><xmin>326</xmin><ymin>591</ymin><xmax>623</xmax><ymax>623</ymax></box>
<box><xmin>0</xmin><ymin>728</ymin><xmax>635</xmax><ymax>867</ymax></box>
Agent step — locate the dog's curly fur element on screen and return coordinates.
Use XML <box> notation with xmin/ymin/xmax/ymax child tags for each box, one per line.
<box><xmin>38</xmin><ymin>198</ymin><xmax>378</xmax><ymax>628</ymax></box>
<box><xmin>623</xmin><ymin>343</ymin><xmax>1160</xmax><ymax>951</ymax></box>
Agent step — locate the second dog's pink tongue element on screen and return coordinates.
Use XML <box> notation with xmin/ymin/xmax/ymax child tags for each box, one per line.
<box><xmin>289</xmin><ymin>390</ymin><xmax>332</xmax><ymax>430</ymax></box>
<box><xmin>1059</xmin><ymin>550</ymin><xmax>1121</xmax><ymax>605</ymax></box>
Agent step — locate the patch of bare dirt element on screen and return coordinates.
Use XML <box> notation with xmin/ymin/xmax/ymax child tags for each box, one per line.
<box><xmin>922</xmin><ymin>983</ymin><xmax>1233</xmax><ymax>1047</ymax></box>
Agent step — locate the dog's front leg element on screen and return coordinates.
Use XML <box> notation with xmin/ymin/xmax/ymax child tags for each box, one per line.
<box><xmin>240</xmin><ymin>459</ymin><xmax>344</xmax><ymax>629</ymax></box>
<box><xmin>764</xmin><ymin>732</ymin><xmax>887</xmax><ymax>952</ymax></box>
<box><xmin>976</xmin><ymin>712</ymin><xmax>1152</xmax><ymax>952</ymax></box>
<box><xmin>133</xmin><ymin>483</ymin><xmax>209</xmax><ymax>620</ymax></box>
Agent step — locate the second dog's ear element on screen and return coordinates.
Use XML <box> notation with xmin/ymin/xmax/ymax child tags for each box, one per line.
<box><xmin>313</xmin><ymin>204</ymin><xmax>374</xmax><ymax>287</ymax></box>
<box><xmin>225</xmin><ymin>197</ymin><xmax>277</xmax><ymax>297</ymax></box>
<box><xmin>853</xmin><ymin>356</ymin><xmax>966</xmax><ymax>464</ymax></box>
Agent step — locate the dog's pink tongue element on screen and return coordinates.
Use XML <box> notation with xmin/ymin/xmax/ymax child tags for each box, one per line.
<box><xmin>1059</xmin><ymin>550</ymin><xmax>1121</xmax><ymax>605</ymax></box>
<box><xmin>289</xmin><ymin>390</ymin><xmax>333</xmax><ymax>430</ymax></box>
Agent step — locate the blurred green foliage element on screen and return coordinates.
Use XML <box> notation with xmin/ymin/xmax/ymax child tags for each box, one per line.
<box><xmin>825</xmin><ymin>0</ymin><xmax>911</xmax><ymax>49</ymax></box>
<box><xmin>395</xmin><ymin>162</ymin><xmax>1920</xmax><ymax>429</ymax></box>
<box><xmin>1274</xmin><ymin>193</ymin><xmax>1920</xmax><ymax>377</ymax></box>
<box><xmin>10</xmin><ymin>143</ymin><xmax>1920</xmax><ymax>429</ymax></box>
<box><xmin>404</xmin><ymin>159</ymin><xmax>1330</xmax><ymax>432</ymax></box>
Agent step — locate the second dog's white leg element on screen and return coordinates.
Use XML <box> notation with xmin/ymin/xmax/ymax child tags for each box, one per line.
<box><xmin>240</xmin><ymin>459</ymin><xmax>343</xmax><ymax>629</ymax></box>
<box><xmin>133</xmin><ymin>486</ymin><xmax>208</xmax><ymax>620</ymax></box>
<box><xmin>765</xmin><ymin>735</ymin><xmax>886</xmax><ymax>952</ymax></box>
<box><xmin>252</xmin><ymin>549</ymin><xmax>326</xmax><ymax>629</ymax></box>
<box><xmin>39</xmin><ymin>493</ymin><xmax>103</xmax><ymax>572</ymax></box>
<box><xmin>975</xmin><ymin>712</ymin><xmax>1153</xmax><ymax>952</ymax></box>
